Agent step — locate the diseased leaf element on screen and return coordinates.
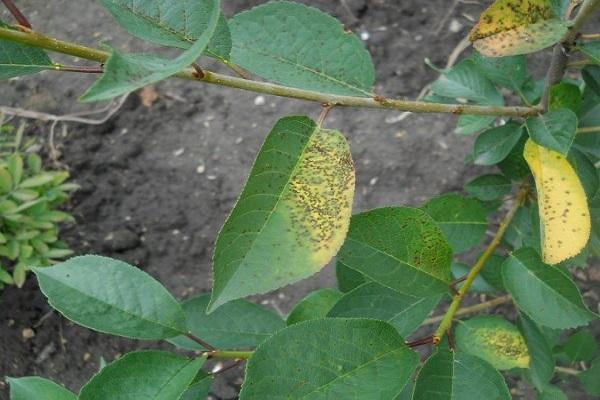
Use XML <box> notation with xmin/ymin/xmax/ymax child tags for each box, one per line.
<box><xmin>81</xmin><ymin>0</ymin><xmax>221</xmax><ymax>101</ymax></box>
<box><xmin>100</xmin><ymin>0</ymin><xmax>231</xmax><ymax>60</ymax></box>
<box><xmin>8</xmin><ymin>377</ymin><xmax>77</xmax><ymax>400</ymax></box>
<box><xmin>502</xmin><ymin>247</ymin><xmax>596</xmax><ymax>329</ymax></box>
<box><xmin>33</xmin><ymin>256</ymin><xmax>187</xmax><ymax>340</ymax></box>
<box><xmin>455</xmin><ymin>316</ymin><xmax>530</xmax><ymax>370</ymax></box>
<box><xmin>286</xmin><ymin>288</ymin><xmax>343</xmax><ymax>325</ymax></box>
<box><xmin>470</xmin><ymin>0</ymin><xmax>569</xmax><ymax>57</ymax></box>
<box><xmin>0</xmin><ymin>22</ymin><xmax>53</xmax><ymax>80</ymax></box>
<box><xmin>337</xmin><ymin>207</ymin><xmax>452</xmax><ymax>297</ymax></box>
<box><xmin>79</xmin><ymin>351</ymin><xmax>203</xmax><ymax>400</ymax></box>
<box><xmin>580</xmin><ymin>41</ymin><xmax>600</xmax><ymax>65</ymax></box>
<box><xmin>413</xmin><ymin>348</ymin><xmax>511</xmax><ymax>400</ymax></box>
<box><xmin>431</xmin><ymin>59</ymin><xmax>503</xmax><ymax>105</ymax></box>
<box><xmin>328</xmin><ymin>282</ymin><xmax>442</xmax><ymax>337</ymax></box>
<box><xmin>421</xmin><ymin>193</ymin><xmax>488</xmax><ymax>253</ymax></box>
<box><xmin>466</xmin><ymin>174</ymin><xmax>512</xmax><ymax>201</ymax></box>
<box><xmin>519</xmin><ymin>315</ymin><xmax>555</xmax><ymax>390</ymax></box>
<box><xmin>240</xmin><ymin>319</ymin><xmax>418</xmax><ymax>399</ymax></box>
<box><xmin>525</xmin><ymin>109</ymin><xmax>578</xmax><ymax>155</ymax></box>
<box><xmin>524</xmin><ymin>139</ymin><xmax>590</xmax><ymax>264</ymax></box>
<box><xmin>473</xmin><ymin>122</ymin><xmax>524</xmax><ymax>166</ymax></box>
<box><xmin>229</xmin><ymin>1</ymin><xmax>375</xmax><ymax>96</ymax></box>
<box><xmin>168</xmin><ymin>294</ymin><xmax>284</xmax><ymax>350</ymax></box>
<box><xmin>209</xmin><ymin>116</ymin><xmax>355</xmax><ymax>312</ymax></box>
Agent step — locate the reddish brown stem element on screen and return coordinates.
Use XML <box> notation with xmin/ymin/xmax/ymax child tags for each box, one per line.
<box><xmin>1</xmin><ymin>0</ymin><xmax>31</xmax><ymax>28</ymax></box>
<box><xmin>56</xmin><ymin>65</ymin><xmax>104</xmax><ymax>74</ymax></box>
<box><xmin>184</xmin><ymin>333</ymin><xmax>216</xmax><ymax>351</ymax></box>
<box><xmin>211</xmin><ymin>359</ymin><xmax>244</xmax><ymax>376</ymax></box>
<box><xmin>406</xmin><ymin>336</ymin><xmax>434</xmax><ymax>348</ymax></box>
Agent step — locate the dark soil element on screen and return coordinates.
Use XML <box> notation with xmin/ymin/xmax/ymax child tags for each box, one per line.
<box><xmin>1</xmin><ymin>1</ymin><xmax>598</xmax><ymax>399</ymax></box>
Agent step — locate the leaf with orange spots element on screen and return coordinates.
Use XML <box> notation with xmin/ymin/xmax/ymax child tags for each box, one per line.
<box><xmin>209</xmin><ymin>116</ymin><xmax>355</xmax><ymax>312</ymax></box>
<box><xmin>470</xmin><ymin>0</ymin><xmax>569</xmax><ymax>57</ymax></box>
<box><xmin>523</xmin><ymin>139</ymin><xmax>591</xmax><ymax>264</ymax></box>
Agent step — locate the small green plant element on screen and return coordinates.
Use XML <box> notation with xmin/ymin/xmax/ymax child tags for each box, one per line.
<box><xmin>0</xmin><ymin>121</ymin><xmax>76</xmax><ymax>288</ymax></box>
<box><xmin>1</xmin><ymin>0</ymin><xmax>600</xmax><ymax>399</ymax></box>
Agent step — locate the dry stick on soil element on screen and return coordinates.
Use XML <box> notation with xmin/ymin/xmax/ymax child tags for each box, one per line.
<box><xmin>432</xmin><ymin>187</ymin><xmax>529</xmax><ymax>344</ymax></box>
<box><xmin>0</xmin><ymin>26</ymin><xmax>539</xmax><ymax>118</ymax></box>
<box><xmin>1</xmin><ymin>0</ymin><xmax>31</xmax><ymax>28</ymax></box>
<box><xmin>580</xmin><ymin>33</ymin><xmax>600</xmax><ymax>40</ymax></box>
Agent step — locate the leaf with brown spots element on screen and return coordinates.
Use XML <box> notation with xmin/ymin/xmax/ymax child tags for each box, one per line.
<box><xmin>456</xmin><ymin>316</ymin><xmax>531</xmax><ymax>370</ymax></box>
<box><xmin>209</xmin><ymin>116</ymin><xmax>355</xmax><ymax>312</ymax></box>
<box><xmin>524</xmin><ymin>139</ymin><xmax>591</xmax><ymax>264</ymax></box>
<box><xmin>470</xmin><ymin>0</ymin><xmax>569</xmax><ymax>57</ymax></box>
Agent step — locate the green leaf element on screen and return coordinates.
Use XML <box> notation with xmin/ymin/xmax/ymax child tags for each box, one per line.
<box><xmin>413</xmin><ymin>348</ymin><xmax>511</xmax><ymax>400</ymax></box>
<box><xmin>455</xmin><ymin>316</ymin><xmax>530</xmax><ymax>370</ymax></box>
<box><xmin>502</xmin><ymin>247</ymin><xmax>597</xmax><ymax>329</ymax></box>
<box><xmin>538</xmin><ymin>384</ymin><xmax>568</xmax><ymax>400</ymax></box>
<box><xmin>229</xmin><ymin>1</ymin><xmax>375</xmax><ymax>96</ymax></box>
<box><xmin>168</xmin><ymin>294</ymin><xmax>284</xmax><ymax>350</ymax></box>
<box><xmin>209</xmin><ymin>116</ymin><xmax>355</xmax><ymax>312</ymax></box>
<box><xmin>8</xmin><ymin>376</ymin><xmax>77</xmax><ymax>400</ymax></box>
<box><xmin>470</xmin><ymin>0</ymin><xmax>569</xmax><ymax>57</ymax></box>
<box><xmin>0</xmin><ymin>22</ymin><xmax>53</xmax><ymax>80</ymax></box>
<box><xmin>286</xmin><ymin>288</ymin><xmax>343</xmax><ymax>325</ymax></box>
<box><xmin>431</xmin><ymin>59</ymin><xmax>503</xmax><ymax>105</ymax></box>
<box><xmin>550</xmin><ymin>0</ymin><xmax>571</xmax><ymax>18</ymax></box>
<box><xmin>337</xmin><ymin>207</ymin><xmax>452</xmax><ymax>297</ymax></box>
<box><xmin>578</xmin><ymin>357</ymin><xmax>600</xmax><ymax>396</ymax></box>
<box><xmin>503</xmin><ymin>205</ymin><xmax>540</xmax><ymax>252</ymax></box>
<box><xmin>19</xmin><ymin>173</ymin><xmax>55</xmax><ymax>188</ymax></box>
<box><xmin>328</xmin><ymin>282</ymin><xmax>442</xmax><ymax>337</ymax></box>
<box><xmin>519</xmin><ymin>315</ymin><xmax>555</xmax><ymax>391</ymax></box>
<box><xmin>526</xmin><ymin>108</ymin><xmax>578</xmax><ymax>155</ymax></box>
<box><xmin>479</xmin><ymin>254</ymin><xmax>506</xmax><ymax>291</ymax></box>
<box><xmin>465</xmin><ymin>174</ymin><xmax>512</xmax><ymax>201</ymax></box>
<box><xmin>498</xmin><ymin>134</ymin><xmax>531</xmax><ymax>180</ymax></box>
<box><xmin>181</xmin><ymin>371</ymin><xmax>213</xmax><ymax>400</ymax></box>
<box><xmin>550</xmin><ymin>82</ymin><xmax>582</xmax><ymax>114</ymax></box>
<box><xmin>452</xmin><ymin>262</ymin><xmax>496</xmax><ymax>293</ymax></box>
<box><xmin>0</xmin><ymin>266</ymin><xmax>13</xmax><ymax>284</ymax></box>
<box><xmin>568</xmin><ymin>148</ymin><xmax>599</xmax><ymax>200</ymax></box>
<box><xmin>473</xmin><ymin>122</ymin><xmax>524</xmax><ymax>166</ymax></box>
<box><xmin>240</xmin><ymin>319</ymin><xmax>418</xmax><ymax>399</ymax></box>
<box><xmin>471</xmin><ymin>52</ymin><xmax>530</xmax><ymax>91</ymax></box>
<box><xmin>336</xmin><ymin>260</ymin><xmax>368</xmax><ymax>292</ymax></box>
<box><xmin>79</xmin><ymin>351</ymin><xmax>203</xmax><ymax>400</ymax></box>
<box><xmin>421</xmin><ymin>193</ymin><xmax>488</xmax><ymax>253</ymax></box>
<box><xmin>0</xmin><ymin>167</ymin><xmax>13</xmax><ymax>193</ymax></box>
<box><xmin>580</xmin><ymin>41</ymin><xmax>600</xmax><ymax>65</ymax></box>
<box><xmin>456</xmin><ymin>114</ymin><xmax>495</xmax><ymax>136</ymax></box>
<box><xmin>81</xmin><ymin>0</ymin><xmax>220</xmax><ymax>102</ymax></box>
<box><xmin>33</xmin><ymin>255</ymin><xmax>187</xmax><ymax>340</ymax></box>
<box><xmin>100</xmin><ymin>0</ymin><xmax>231</xmax><ymax>60</ymax></box>
<box><xmin>7</xmin><ymin>153</ymin><xmax>23</xmax><ymax>184</ymax></box>
<box><xmin>562</xmin><ymin>330</ymin><xmax>598</xmax><ymax>362</ymax></box>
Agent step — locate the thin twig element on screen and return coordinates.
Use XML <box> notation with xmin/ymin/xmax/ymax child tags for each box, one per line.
<box><xmin>211</xmin><ymin>359</ymin><xmax>244</xmax><ymax>376</ymax></box>
<box><xmin>0</xmin><ymin>94</ymin><xmax>128</xmax><ymax>125</ymax></box>
<box><xmin>422</xmin><ymin>294</ymin><xmax>513</xmax><ymax>326</ymax></box>
<box><xmin>578</xmin><ymin>126</ymin><xmax>600</xmax><ymax>134</ymax></box>
<box><xmin>0</xmin><ymin>26</ymin><xmax>540</xmax><ymax>118</ymax></box>
<box><xmin>555</xmin><ymin>366</ymin><xmax>582</xmax><ymax>376</ymax></box>
<box><xmin>432</xmin><ymin>186</ymin><xmax>529</xmax><ymax>344</ymax></box>
<box><xmin>1</xmin><ymin>0</ymin><xmax>31</xmax><ymax>28</ymax></box>
<box><xmin>184</xmin><ymin>333</ymin><xmax>216</xmax><ymax>351</ymax></box>
<box><xmin>580</xmin><ymin>33</ymin><xmax>600</xmax><ymax>40</ymax></box>
<box><xmin>406</xmin><ymin>336</ymin><xmax>434</xmax><ymax>348</ymax></box>
<box><xmin>317</xmin><ymin>103</ymin><xmax>333</xmax><ymax>126</ymax></box>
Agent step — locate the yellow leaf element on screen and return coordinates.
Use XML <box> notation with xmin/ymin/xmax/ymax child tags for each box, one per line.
<box><xmin>470</xmin><ymin>0</ymin><xmax>569</xmax><ymax>57</ymax></box>
<box><xmin>524</xmin><ymin>139</ymin><xmax>591</xmax><ymax>265</ymax></box>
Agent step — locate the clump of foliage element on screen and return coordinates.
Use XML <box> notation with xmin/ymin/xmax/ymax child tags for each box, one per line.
<box><xmin>1</xmin><ymin>0</ymin><xmax>600</xmax><ymax>399</ymax></box>
<box><xmin>0</xmin><ymin>120</ymin><xmax>76</xmax><ymax>289</ymax></box>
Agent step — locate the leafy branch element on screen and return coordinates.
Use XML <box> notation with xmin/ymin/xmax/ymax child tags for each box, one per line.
<box><xmin>0</xmin><ymin>26</ymin><xmax>540</xmax><ymax>118</ymax></box>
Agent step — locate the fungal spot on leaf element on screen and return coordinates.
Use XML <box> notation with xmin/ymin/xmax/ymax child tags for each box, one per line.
<box><xmin>470</xmin><ymin>0</ymin><xmax>568</xmax><ymax>57</ymax></box>
<box><xmin>523</xmin><ymin>139</ymin><xmax>590</xmax><ymax>265</ymax></box>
